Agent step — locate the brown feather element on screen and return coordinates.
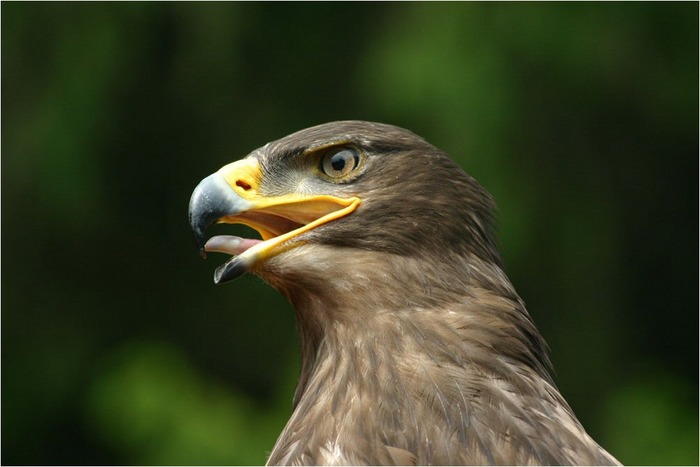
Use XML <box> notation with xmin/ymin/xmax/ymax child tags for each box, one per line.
<box><xmin>239</xmin><ymin>121</ymin><xmax>620</xmax><ymax>465</ymax></box>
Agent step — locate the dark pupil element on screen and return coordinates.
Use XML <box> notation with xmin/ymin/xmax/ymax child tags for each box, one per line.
<box><xmin>331</xmin><ymin>152</ymin><xmax>349</xmax><ymax>172</ymax></box>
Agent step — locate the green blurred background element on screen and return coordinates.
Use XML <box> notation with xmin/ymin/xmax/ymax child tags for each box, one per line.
<box><xmin>2</xmin><ymin>2</ymin><xmax>698</xmax><ymax>465</ymax></box>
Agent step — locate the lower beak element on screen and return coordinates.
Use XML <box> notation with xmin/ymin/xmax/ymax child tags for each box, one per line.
<box><xmin>188</xmin><ymin>159</ymin><xmax>360</xmax><ymax>284</ymax></box>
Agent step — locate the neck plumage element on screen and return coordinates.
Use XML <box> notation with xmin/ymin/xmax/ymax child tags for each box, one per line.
<box><xmin>264</xmin><ymin>250</ymin><xmax>618</xmax><ymax>465</ymax></box>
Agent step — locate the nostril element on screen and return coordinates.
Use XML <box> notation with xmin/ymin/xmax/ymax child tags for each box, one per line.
<box><xmin>236</xmin><ymin>179</ymin><xmax>252</xmax><ymax>191</ymax></box>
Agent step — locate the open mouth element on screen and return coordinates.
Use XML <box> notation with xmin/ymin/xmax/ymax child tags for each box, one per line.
<box><xmin>204</xmin><ymin>212</ymin><xmax>304</xmax><ymax>256</ymax></box>
<box><xmin>188</xmin><ymin>160</ymin><xmax>361</xmax><ymax>284</ymax></box>
<box><xmin>201</xmin><ymin>212</ymin><xmax>301</xmax><ymax>284</ymax></box>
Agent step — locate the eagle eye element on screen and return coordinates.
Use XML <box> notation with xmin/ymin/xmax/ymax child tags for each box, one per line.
<box><xmin>320</xmin><ymin>147</ymin><xmax>362</xmax><ymax>179</ymax></box>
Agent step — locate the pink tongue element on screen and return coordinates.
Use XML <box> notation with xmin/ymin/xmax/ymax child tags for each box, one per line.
<box><xmin>204</xmin><ymin>236</ymin><xmax>262</xmax><ymax>255</ymax></box>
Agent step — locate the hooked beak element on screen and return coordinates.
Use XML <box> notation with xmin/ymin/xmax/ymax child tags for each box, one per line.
<box><xmin>188</xmin><ymin>158</ymin><xmax>361</xmax><ymax>284</ymax></box>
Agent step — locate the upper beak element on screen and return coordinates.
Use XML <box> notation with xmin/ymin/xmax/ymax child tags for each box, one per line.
<box><xmin>188</xmin><ymin>158</ymin><xmax>361</xmax><ymax>284</ymax></box>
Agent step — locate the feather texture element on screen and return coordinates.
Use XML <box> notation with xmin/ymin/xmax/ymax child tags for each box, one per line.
<box><xmin>234</xmin><ymin>121</ymin><xmax>619</xmax><ymax>465</ymax></box>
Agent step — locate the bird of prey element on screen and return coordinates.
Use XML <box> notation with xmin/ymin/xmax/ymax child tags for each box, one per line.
<box><xmin>188</xmin><ymin>121</ymin><xmax>620</xmax><ymax>465</ymax></box>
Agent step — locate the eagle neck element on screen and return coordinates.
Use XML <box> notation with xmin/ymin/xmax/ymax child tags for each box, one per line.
<box><xmin>266</xmin><ymin>253</ymin><xmax>615</xmax><ymax>465</ymax></box>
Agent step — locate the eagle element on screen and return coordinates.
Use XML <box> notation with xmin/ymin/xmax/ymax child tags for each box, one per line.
<box><xmin>188</xmin><ymin>121</ymin><xmax>620</xmax><ymax>465</ymax></box>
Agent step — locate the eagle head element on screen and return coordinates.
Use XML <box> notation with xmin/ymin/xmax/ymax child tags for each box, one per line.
<box><xmin>189</xmin><ymin>121</ymin><xmax>500</xmax><ymax>287</ymax></box>
<box><xmin>187</xmin><ymin>121</ymin><xmax>620</xmax><ymax>466</ymax></box>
